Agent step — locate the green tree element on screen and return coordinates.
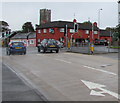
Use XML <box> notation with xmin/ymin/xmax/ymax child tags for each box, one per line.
<box><xmin>83</xmin><ymin>21</ymin><xmax>92</xmax><ymax>24</ymax></box>
<box><xmin>22</xmin><ymin>22</ymin><xmax>34</xmax><ymax>33</ymax></box>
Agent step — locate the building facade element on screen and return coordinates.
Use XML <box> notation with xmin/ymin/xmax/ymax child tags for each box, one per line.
<box><xmin>36</xmin><ymin>20</ymin><xmax>100</xmax><ymax>46</ymax></box>
<box><xmin>10</xmin><ymin>32</ymin><xmax>36</xmax><ymax>47</ymax></box>
<box><xmin>99</xmin><ymin>30</ymin><xmax>112</xmax><ymax>41</ymax></box>
<box><xmin>40</xmin><ymin>9</ymin><xmax>51</xmax><ymax>25</ymax></box>
<box><xmin>0</xmin><ymin>21</ymin><xmax>11</xmax><ymax>38</ymax></box>
<box><xmin>0</xmin><ymin>21</ymin><xmax>11</xmax><ymax>46</ymax></box>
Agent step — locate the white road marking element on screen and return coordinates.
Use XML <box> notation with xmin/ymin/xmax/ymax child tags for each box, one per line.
<box><xmin>55</xmin><ymin>58</ymin><xmax>72</xmax><ymax>64</ymax></box>
<box><xmin>83</xmin><ymin>65</ymin><xmax>117</xmax><ymax>76</ymax></box>
<box><xmin>36</xmin><ymin>54</ymin><xmax>45</xmax><ymax>56</ymax></box>
<box><xmin>81</xmin><ymin>80</ymin><xmax>120</xmax><ymax>99</ymax></box>
<box><xmin>3</xmin><ymin>63</ymin><xmax>48</xmax><ymax>101</ymax></box>
<box><xmin>100</xmin><ymin>64</ymin><xmax>112</xmax><ymax>67</ymax></box>
<box><xmin>90</xmin><ymin>90</ymin><xmax>105</xmax><ymax>96</ymax></box>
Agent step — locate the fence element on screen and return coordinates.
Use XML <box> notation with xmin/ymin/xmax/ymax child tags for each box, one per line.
<box><xmin>67</xmin><ymin>42</ymin><xmax>119</xmax><ymax>54</ymax></box>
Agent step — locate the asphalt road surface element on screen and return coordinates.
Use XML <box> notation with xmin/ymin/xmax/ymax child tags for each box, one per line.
<box><xmin>2</xmin><ymin>47</ymin><xmax>120</xmax><ymax>102</ymax></box>
<box><xmin>2</xmin><ymin>63</ymin><xmax>47</xmax><ymax>102</ymax></box>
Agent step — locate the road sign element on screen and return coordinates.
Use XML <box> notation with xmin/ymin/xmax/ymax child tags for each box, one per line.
<box><xmin>81</xmin><ymin>80</ymin><xmax>120</xmax><ymax>99</ymax></box>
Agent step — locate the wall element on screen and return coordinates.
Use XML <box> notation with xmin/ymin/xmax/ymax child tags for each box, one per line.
<box><xmin>10</xmin><ymin>38</ymin><xmax>36</xmax><ymax>47</ymax></box>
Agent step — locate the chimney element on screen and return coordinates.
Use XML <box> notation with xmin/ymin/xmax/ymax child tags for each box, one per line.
<box><xmin>93</xmin><ymin>22</ymin><xmax>97</xmax><ymax>27</ymax></box>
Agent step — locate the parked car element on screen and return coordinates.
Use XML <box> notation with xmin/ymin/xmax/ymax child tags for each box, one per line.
<box><xmin>37</xmin><ymin>39</ymin><xmax>60</xmax><ymax>53</ymax></box>
<box><xmin>56</xmin><ymin>40</ymin><xmax>64</xmax><ymax>48</ymax></box>
<box><xmin>94</xmin><ymin>39</ymin><xmax>100</xmax><ymax>45</ymax></box>
<box><xmin>94</xmin><ymin>39</ymin><xmax>107</xmax><ymax>45</ymax></box>
<box><xmin>6</xmin><ymin>41</ymin><xmax>26</xmax><ymax>55</ymax></box>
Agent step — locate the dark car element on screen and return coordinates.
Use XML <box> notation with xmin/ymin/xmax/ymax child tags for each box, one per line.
<box><xmin>6</xmin><ymin>42</ymin><xmax>26</xmax><ymax>55</ymax></box>
<box><xmin>94</xmin><ymin>39</ymin><xmax>107</xmax><ymax>45</ymax></box>
<box><xmin>56</xmin><ymin>40</ymin><xmax>64</xmax><ymax>48</ymax></box>
<box><xmin>94</xmin><ymin>39</ymin><xmax>100</xmax><ymax>45</ymax></box>
<box><xmin>38</xmin><ymin>39</ymin><xmax>60</xmax><ymax>53</ymax></box>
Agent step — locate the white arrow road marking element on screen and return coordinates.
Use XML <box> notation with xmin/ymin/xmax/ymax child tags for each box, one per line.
<box><xmin>83</xmin><ymin>65</ymin><xmax>117</xmax><ymax>76</ymax></box>
<box><xmin>81</xmin><ymin>80</ymin><xmax>120</xmax><ymax>99</ymax></box>
<box><xmin>90</xmin><ymin>90</ymin><xmax>105</xmax><ymax>96</ymax></box>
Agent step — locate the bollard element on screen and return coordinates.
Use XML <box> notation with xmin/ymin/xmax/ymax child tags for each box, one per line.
<box><xmin>90</xmin><ymin>43</ymin><xmax>94</xmax><ymax>55</ymax></box>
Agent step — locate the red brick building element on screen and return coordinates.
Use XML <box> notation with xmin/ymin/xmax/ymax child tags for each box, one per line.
<box><xmin>100</xmin><ymin>29</ymin><xmax>112</xmax><ymax>42</ymax></box>
<box><xmin>36</xmin><ymin>20</ymin><xmax>100</xmax><ymax>46</ymax></box>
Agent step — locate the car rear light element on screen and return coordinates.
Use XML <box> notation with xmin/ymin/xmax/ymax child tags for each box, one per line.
<box><xmin>10</xmin><ymin>44</ymin><xmax>12</xmax><ymax>47</ymax></box>
<box><xmin>45</xmin><ymin>43</ymin><xmax>48</xmax><ymax>46</ymax></box>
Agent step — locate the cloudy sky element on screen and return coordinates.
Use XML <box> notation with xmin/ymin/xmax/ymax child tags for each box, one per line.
<box><xmin>1</xmin><ymin>1</ymin><xmax>118</xmax><ymax>31</ymax></box>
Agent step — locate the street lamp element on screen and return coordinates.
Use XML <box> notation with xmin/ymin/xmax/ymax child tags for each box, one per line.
<box><xmin>98</xmin><ymin>8</ymin><xmax>102</xmax><ymax>28</ymax></box>
<box><xmin>98</xmin><ymin>8</ymin><xmax>102</xmax><ymax>39</ymax></box>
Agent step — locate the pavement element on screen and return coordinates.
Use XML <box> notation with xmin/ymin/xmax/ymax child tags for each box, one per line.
<box><xmin>68</xmin><ymin>46</ymin><xmax>119</xmax><ymax>54</ymax></box>
<box><xmin>2</xmin><ymin>63</ymin><xmax>47</xmax><ymax>102</ymax></box>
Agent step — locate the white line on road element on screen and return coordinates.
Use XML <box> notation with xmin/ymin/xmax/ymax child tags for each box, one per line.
<box><xmin>3</xmin><ymin>63</ymin><xmax>48</xmax><ymax>101</ymax></box>
<box><xmin>55</xmin><ymin>58</ymin><xmax>72</xmax><ymax>64</ymax></box>
<box><xmin>83</xmin><ymin>65</ymin><xmax>117</xmax><ymax>76</ymax></box>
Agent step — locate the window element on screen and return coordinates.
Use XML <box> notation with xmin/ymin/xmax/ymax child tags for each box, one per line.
<box><xmin>94</xmin><ymin>31</ymin><xmax>98</xmax><ymax>34</ymax></box>
<box><xmin>70</xmin><ymin>29</ymin><xmax>74</xmax><ymax>33</ymax></box>
<box><xmin>22</xmin><ymin>40</ymin><xmax>27</xmax><ymax>44</ymax></box>
<box><xmin>60</xmin><ymin>28</ymin><xmax>64</xmax><ymax>32</ymax></box>
<box><xmin>49</xmin><ymin>28</ymin><xmax>54</xmax><ymax>33</ymax></box>
<box><xmin>29</xmin><ymin>40</ymin><xmax>34</xmax><ymax>44</ymax></box>
<box><xmin>85</xmin><ymin>30</ymin><xmax>89</xmax><ymax>34</ymax></box>
<box><xmin>38</xmin><ymin>30</ymin><xmax>41</xmax><ymax>33</ymax></box>
<box><xmin>43</xmin><ymin>29</ymin><xmax>47</xmax><ymax>33</ymax></box>
<box><xmin>38</xmin><ymin>39</ymin><xmax>40</xmax><ymax>42</ymax></box>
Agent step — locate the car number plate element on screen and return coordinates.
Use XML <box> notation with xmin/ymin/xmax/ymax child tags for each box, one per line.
<box><xmin>15</xmin><ymin>47</ymin><xmax>22</xmax><ymax>49</ymax></box>
<box><xmin>50</xmin><ymin>45</ymin><xmax>55</xmax><ymax>47</ymax></box>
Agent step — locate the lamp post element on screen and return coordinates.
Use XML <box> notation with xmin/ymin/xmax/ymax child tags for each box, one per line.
<box><xmin>98</xmin><ymin>8</ymin><xmax>102</xmax><ymax>28</ymax></box>
<box><xmin>98</xmin><ymin>8</ymin><xmax>102</xmax><ymax>39</ymax></box>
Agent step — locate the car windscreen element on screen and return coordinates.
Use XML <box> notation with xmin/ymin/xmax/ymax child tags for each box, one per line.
<box><xmin>48</xmin><ymin>40</ymin><xmax>57</xmax><ymax>44</ymax></box>
<box><xmin>12</xmin><ymin>42</ymin><xmax>24</xmax><ymax>46</ymax></box>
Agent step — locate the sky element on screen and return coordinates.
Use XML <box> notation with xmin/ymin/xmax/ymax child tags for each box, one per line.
<box><xmin>0</xmin><ymin>1</ymin><xmax>118</xmax><ymax>31</ymax></box>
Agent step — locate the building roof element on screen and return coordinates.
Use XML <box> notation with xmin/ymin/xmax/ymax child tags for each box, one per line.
<box><xmin>28</xmin><ymin>32</ymin><xmax>36</xmax><ymax>38</ymax></box>
<box><xmin>11</xmin><ymin>32</ymin><xmax>36</xmax><ymax>39</ymax></box>
<box><xmin>100</xmin><ymin>29</ymin><xmax>113</xmax><ymax>37</ymax></box>
<box><xmin>36</xmin><ymin>21</ymin><xmax>99</xmax><ymax>30</ymax></box>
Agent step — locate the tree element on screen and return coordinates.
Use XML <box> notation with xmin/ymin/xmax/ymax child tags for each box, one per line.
<box><xmin>22</xmin><ymin>22</ymin><xmax>34</xmax><ymax>33</ymax></box>
<box><xmin>0</xmin><ymin>21</ymin><xmax>9</xmax><ymax>26</ymax></box>
<box><xmin>83</xmin><ymin>21</ymin><xmax>92</xmax><ymax>24</ymax></box>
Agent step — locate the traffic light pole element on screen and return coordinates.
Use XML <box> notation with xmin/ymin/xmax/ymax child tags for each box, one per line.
<box><xmin>65</xmin><ymin>25</ymin><xmax>68</xmax><ymax>49</ymax></box>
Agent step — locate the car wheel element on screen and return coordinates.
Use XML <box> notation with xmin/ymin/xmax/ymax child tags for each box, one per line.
<box><xmin>50</xmin><ymin>50</ymin><xmax>52</xmax><ymax>53</ymax></box>
<box><xmin>7</xmin><ymin>50</ymin><xmax>11</xmax><ymax>55</ymax></box>
<box><xmin>38</xmin><ymin>48</ymin><xmax>40</xmax><ymax>52</ymax></box>
<box><xmin>24</xmin><ymin>51</ymin><xmax>26</xmax><ymax>55</ymax></box>
<box><xmin>56</xmin><ymin>49</ymin><xmax>59</xmax><ymax>53</ymax></box>
<box><xmin>43</xmin><ymin>49</ymin><xmax>46</xmax><ymax>53</ymax></box>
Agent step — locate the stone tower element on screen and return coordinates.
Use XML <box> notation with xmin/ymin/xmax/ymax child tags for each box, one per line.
<box><xmin>40</xmin><ymin>9</ymin><xmax>51</xmax><ymax>25</ymax></box>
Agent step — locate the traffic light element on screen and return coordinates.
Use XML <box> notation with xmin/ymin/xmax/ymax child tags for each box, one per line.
<box><xmin>74</xmin><ymin>23</ymin><xmax>78</xmax><ymax>32</ymax></box>
<box><xmin>64</xmin><ymin>25</ymin><xmax>67</xmax><ymax>36</ymax></box>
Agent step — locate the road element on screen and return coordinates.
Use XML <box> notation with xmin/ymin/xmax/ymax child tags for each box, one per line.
<box><xmin>2</xmin><ymin>63</ymin><xmax>47</xmax><ymax>102</ymax></box>
<box><xmin>2</xmin><ymin>47</ymin><xmax>119</xmax><ymax>102</ymax></box>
